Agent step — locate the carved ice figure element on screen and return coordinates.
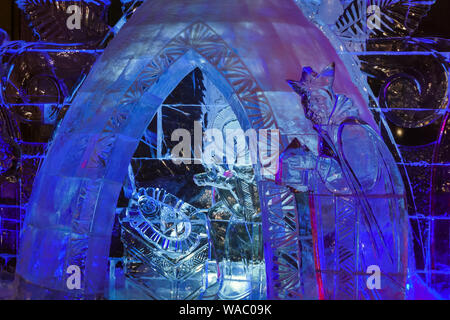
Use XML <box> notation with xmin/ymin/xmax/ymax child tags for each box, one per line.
<box><xmin>194</xmin><ymin>164</ymin><xmax>264</xmax><ymax>300</ymax></box>
<box><xmin>278</xmin><ymin>64</ymin><xmax>410</xmax><ymax>299</ymax></box>
<box><xmin>193</xmin><ymin>78</ymin><xmax>265</xmax><ymax>300</ymax></box>
<box><xmin>120</xmin><ymin>187</ymin><xmax>209</xmax><ymax>300</ymax></box>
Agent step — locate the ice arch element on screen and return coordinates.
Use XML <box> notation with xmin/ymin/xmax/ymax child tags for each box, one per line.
<box><xmin>15</xmin><ymin>0</ymin><xmax>377</xmax><ymax>298</ymax></box>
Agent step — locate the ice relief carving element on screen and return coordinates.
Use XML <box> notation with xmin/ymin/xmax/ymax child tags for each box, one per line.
<box><xmin>120</xmin><ymin>187</ymin><xmax>209</xmax><ymax>299</ymax></box>
<box><xmin>279</xmin><ymin>63</ymin><xmax>410</xmax><ymax>299</ymax></box>
<box><xmin>192</xmin><ymin>77</ymin><xmax>264</xmax><ymax>300</ymax></box>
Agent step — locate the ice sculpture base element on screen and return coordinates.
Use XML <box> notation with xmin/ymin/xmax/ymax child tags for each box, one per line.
<box><xmin>218</xmin><ymin>261</ymin><xmax>266</xmax><ymax>300</ymax></box>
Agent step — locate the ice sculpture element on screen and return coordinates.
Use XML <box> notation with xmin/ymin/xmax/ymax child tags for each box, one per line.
<box><xmin>120</xmin><ymin>187</ymin><xmax>209</xmax><ymax>299</ymax></box>
<box><xmin>195</xmin><ymin>167</ymin><xmax>264</xmax><ymax>300</ymax></box>
<box><xmin>329</xmin><ymin>1</ymin><xmax>449</xmax><ymax>298</ymax></box>
<box><xmin>15</xmin><ymin>0</ymin><xmax>389</xmax><ymax>299</ymax></box>
<box><xmin>193</xmin><ymin>78</ymin><xmax>265</xmax><ymax>300</ymax></box>
<box><xmin>194</xmin><ymin>166</ymin><xmax>265</xmax><ymax>300</ymax></box>
<box><xmin>278</xmin><ymin>63</ymin><xmax>410</xmax><ymax>299</ymax></box>
<box><xmin>294</xmin><ymin>0</ymin><xmax>449</xmax><ymax>299</ymax></box>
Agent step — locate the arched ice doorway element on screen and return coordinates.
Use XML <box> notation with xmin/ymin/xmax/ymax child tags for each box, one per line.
<box><xmin>15</xmin><ymin>0</ymin><xmax>376</xmax><ymax>299</ymax></box>
<box><xmin>15</xmin><ymin>24</ymin><xmax>282</xmax><ymax>299</ymax></box>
